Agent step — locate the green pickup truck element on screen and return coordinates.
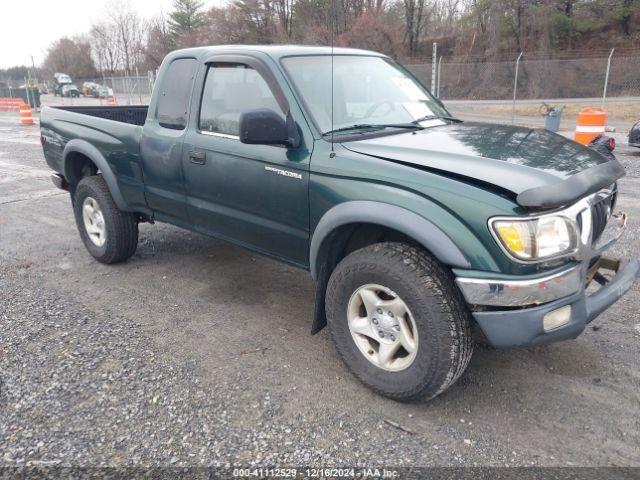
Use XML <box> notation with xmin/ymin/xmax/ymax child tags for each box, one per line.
<box><xmin>41</xmin><ymin>45</ymin><xmax>638</xmax><ymax>401</ymax></box>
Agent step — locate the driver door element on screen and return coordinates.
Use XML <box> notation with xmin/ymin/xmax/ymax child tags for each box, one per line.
<box><xmin>182</xmin><ymin>58</ymin><xmax>312</xmax><ymax>267</ymax></box>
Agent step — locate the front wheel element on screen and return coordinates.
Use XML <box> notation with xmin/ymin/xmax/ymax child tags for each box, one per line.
<box><xmin>72</xmin><ymin>175</ymin><xmax>139</xmax><ymax>264</ymax></box>
<box><xmin>325</xmin><ymin>242</ymin><xmax>473</xmax><ymax>401</ymax></box>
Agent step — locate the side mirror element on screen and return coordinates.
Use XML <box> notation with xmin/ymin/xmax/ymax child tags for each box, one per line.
<box><xmin>239</xmin><ymin>108</ymin><xmax>300</xmax><ymax>148</ymax></box>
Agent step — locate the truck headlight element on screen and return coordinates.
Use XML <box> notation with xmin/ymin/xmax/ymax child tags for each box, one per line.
<box><xmin>491</xmin><ymin>215</ymin><xmax>577</xmax><ymax>261</ymax></box>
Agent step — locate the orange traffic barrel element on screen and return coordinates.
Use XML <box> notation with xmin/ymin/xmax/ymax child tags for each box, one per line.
<box><xmin>19</xmin><ymin>103</ymin><xmax>35</xmax><ymax>125</ymax></box>
<box><xmin>107</xmin><ymin>96</ymin><xmax>116</xmax><ymax>105</ymax></box>
<box><xmin>574</xmin><ymin>107</ymin><xmax>606</xmax><ymax>145</ymax></box>
<box><xmin>0</xmin><ymin>98</ymin><xmax>22</xmax><ymax>111</ymax></box>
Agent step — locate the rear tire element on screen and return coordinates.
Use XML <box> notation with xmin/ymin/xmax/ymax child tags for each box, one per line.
<box><xmin>72</xmin><ymin>175</ymin><xmax>138</xmax><ymax>264</ymax></box>
<box><xmin>325</xmin><ymin>242</ymin><xmax>473</xmax><ymax>402</ymax></box>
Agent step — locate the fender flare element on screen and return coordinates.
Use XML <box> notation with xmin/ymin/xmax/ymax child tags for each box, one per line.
<box><xmin>62</xmin><ymin>139</ymin><xmax>131</xmax><ymax>212</ymax></box>
<box><xmin>309</xmin><ymin>201</ymin><xmax>470</xmax><ymax>281</ymax></box>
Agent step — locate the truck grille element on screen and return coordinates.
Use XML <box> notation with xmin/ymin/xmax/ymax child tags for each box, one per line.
<box><xmin>590</xmin><ymin>190</ymin><xmax>616</xmax><ymax>243</ymax></box>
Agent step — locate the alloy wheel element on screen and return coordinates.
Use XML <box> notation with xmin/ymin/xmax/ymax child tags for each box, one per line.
<box><xmin>347</xmin><ymin>284</ymin><xmax>419</xmax><ymax>371</ymax></box>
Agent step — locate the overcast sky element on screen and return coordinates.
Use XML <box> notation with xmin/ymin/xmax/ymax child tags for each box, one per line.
<box><xmin>0</xmin><ymin>0</ymin><xmax>220</xmax><ymax>68</ymax></box>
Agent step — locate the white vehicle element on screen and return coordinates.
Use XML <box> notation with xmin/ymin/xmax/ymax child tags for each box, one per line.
<box><xmin>97</xmin><ymin>85</ymin><xmax>114</xmax><ymax>99</ymax></box>
<box><xmin>61</xmin><ymin>84</ymin><xmax>80</xmax><ymax>98</ymax></box>
<box><xmin>53</xmin><ymin>73</ymin><xmax>73</xmax><ymax>96</ymax></box>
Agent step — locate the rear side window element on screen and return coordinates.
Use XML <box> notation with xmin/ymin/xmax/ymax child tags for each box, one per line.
<box><xmin>156</xmin><ymin>58</ymin><xmax>197</xmax><ymax>130</ymax></box>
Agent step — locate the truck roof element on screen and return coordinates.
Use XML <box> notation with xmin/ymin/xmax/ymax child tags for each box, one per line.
<box><xmin>168</xmin><ymin>44</ymin><xmax>387</xmax><ymax>61</ymax></box>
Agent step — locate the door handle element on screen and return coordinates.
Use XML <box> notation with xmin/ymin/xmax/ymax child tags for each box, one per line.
<box><xmin>189</xmin><ymin>150</ymin><xmax>206</xmax><ymax>165</ymax></box>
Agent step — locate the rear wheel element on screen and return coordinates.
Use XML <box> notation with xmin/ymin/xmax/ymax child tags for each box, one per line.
<box><xmin>72</xmin><ymin>175</ymin><xmax>138</xmax><ymax>264</ymax></box>
<box><xmin>325</xmin><ymin>242</ymin><xmax>473</xmax><ymax>401</ymax></box>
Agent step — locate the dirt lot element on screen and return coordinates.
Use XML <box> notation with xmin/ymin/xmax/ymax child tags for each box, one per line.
<box><xmin>446</xmin><ymin>98</ymin><xmax>640</xmax><ymax>132</ymax></box>
<box><xmin>1</xmin><ymin>110</ymin><xmax>639</xmax><ymax>470</ymax></box>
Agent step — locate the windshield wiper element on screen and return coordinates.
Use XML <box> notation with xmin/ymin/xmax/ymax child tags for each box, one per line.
<box><xmin>412</xmin><ymin>114</ymin><xmax>462</xmax><ymax>124</ymax></box>
<box><xmin>322</xmin><ymin>123</ymin><xmax>424</xmax><ymax>136</ymax></box>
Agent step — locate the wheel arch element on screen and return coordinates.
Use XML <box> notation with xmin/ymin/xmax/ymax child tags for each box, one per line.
<box><xmin>308</xmin><ymin>201</ymin><xmax>471</xmax><ymax>335</ymax></box>
<box><xmin>310</xmin><ymin>201</ymin><xmax>470</xmax><ymax>281</ymax></box>
<box><xmin>62</xmin><ymin>139</ymin><xmax>131</xmax><ymax>212</ymax></box>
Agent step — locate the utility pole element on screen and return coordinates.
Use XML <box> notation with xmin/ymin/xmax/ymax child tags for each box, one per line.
<box><xmin>431</xmin><ymin>42</ymin><xmax>438</xmax><ymax>93</ymax></box>
<box><xmin>602</xmin><ymin>48</ymin><xmax>614</xmax><ymax>108</ymax></box>
<box><xmin>512</xmin><ymin>52</ymin><xmax>523</xmax><ymax>125</ymax></box>
<box><xmin>28</xmin><ymin>55</ymin><xmax>38</xmax><ymax>109</ymax></box>
<box><xmin>437</xmin><ymin>56</ymin><xmax>442</xmax><ymax>98</ymax></box>
<box><xmin>24</xmin><ymin>76</ymin><xmax>31</xmax><ymax>108</ymax></box>
<box><xmin>136</xmin><ymin>66</ymin><xmax>142</xmax><ymax>104</ymax></box>
<box><xmin>30</xmin><ymin>55</ymin><xmax>38</xmax><ymax>84</ymax></box>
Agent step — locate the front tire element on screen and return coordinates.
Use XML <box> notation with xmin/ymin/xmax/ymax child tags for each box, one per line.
<box><xmin>72</xmin><ymin>175</ymin><xmax>138</xmax><ymax>264</ymax></box>
<box><xmin>325</xmin><ymin>242</ymin><xmax>473</xmax><ymax>402</ymax></box>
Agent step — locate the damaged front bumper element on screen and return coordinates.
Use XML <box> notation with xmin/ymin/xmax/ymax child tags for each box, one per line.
<box><xmin>454</xmin><ymin>212</ymin><xmax>639</xmax><ymax>348</ymax></box>
<box><xmin>465</xmin><ymin>257</ymin><xmax>638</xmax><ymax>348</ymax></box>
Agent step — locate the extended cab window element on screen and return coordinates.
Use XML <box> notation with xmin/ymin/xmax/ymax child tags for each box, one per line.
<box><xmin>199</xmin><ymin>63</ymin><xmax>283</xmax><ymax>136</ymax></box>
<box><xmin>157</xmin><ymin>58</ymin><xmax>197</xmax><ymax>130</ymax></box>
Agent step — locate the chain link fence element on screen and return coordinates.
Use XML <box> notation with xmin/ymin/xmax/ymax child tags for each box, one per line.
<box><xmin>60</xmin><ymin>73</ymin><xmax>155</xmax><ymax>105</ymax></box>
<box><xmin>406</xmin><ymin>55</ymin><xmax>640</xmax><ymax>101</ymax></box>
<box><xmin>103</xmin><ymin>74</ymin><xmax>155</xmax><ymax>104</ymax></box>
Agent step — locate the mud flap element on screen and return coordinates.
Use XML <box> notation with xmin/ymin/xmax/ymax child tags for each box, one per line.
<box><xmin>311</xmin><ymin>263</ymin><xmax>330</xmax><ymax>334</ymax></box>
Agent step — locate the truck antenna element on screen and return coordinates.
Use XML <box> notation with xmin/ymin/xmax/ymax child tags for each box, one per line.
<box><xmin>330</xmin><ymin>0</ymin><xmax>335</xmax><ymax>156</ymax></box>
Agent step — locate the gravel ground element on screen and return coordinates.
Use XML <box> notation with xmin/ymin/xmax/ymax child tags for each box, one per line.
<box><xmin>0</xmin><ymin>111</ymin><xmax>639</xmax><ymax>470</ymax></box>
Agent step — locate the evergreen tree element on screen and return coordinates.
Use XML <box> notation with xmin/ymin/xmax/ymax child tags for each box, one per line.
<box><xmin>168</xmin><ymin>0</ymin><xmax>205</xmax><ymax>45</ymax></box>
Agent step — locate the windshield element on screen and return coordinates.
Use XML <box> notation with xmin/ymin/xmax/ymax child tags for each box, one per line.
<box><xmin>281</xmin><ymin>55</ymin><xmax>450</xmax><ymax>135</ymax></box>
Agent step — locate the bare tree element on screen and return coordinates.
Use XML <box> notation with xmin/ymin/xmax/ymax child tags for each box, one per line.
<box><xmin>91</xmin><ymin>22</ymin><xmax>121</xmax><ymax>74</ymax></box>
<box><xmin>618</xmin><ymin>0</ymin><xmax>637</xmax><ymax>36</ymax></box>
<box><xmin>144</xmin><ymin>13</ymin><xmax>172</xmax><ymax>69</ymax></box>
<box><xmin>365</xmin><ymin>0</ymin><xmax>385</xmax><ymax>14</ymax></box>
<box><xmin>105</xmin><ymin>0</ymin><xmax>147</xmax><ymax>73</ymax></box>
<box><xmin>229</xmin><ymin>0</ymin><xmax>278</xmax><ymax>43</ymax></box>
<box><xmin>35</xmin><ymin>0</ymin><xmax>638</xmax><ymax>81</ymax></box>
<box><xmin>436</xmin><ymin>0</ymin><xmax>461</xmax><ymax>32</ymax></box>
<box><xmin>43</xmin><ymin>36</ymin><xmax>97</xmax><ymax>78</ymax></box>
<box><xmin>404</xmin><ymin>0</ymin><xmax>431</xmax><ymax>55</ymax></box>
<box><xmin>274</xmin><ymin>0</ymin><xmax>295</xmax><ymax>38</ymax></box>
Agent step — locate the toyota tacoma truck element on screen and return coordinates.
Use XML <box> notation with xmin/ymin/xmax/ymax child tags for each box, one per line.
<box><xmin>40</xmin><ymin>46</ymin><xmax>639</xmax><ymax>401</ymax></box>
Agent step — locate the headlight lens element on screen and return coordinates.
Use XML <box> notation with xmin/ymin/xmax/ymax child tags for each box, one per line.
<box><xmin>492</xmin><ymin>215</ymin><xmax>577</xmax><ymax>261</ymax></box>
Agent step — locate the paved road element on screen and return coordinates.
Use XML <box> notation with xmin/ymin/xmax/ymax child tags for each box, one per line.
<box><xmin>1</xmin><ymin>112</ymin><xmax>639</xmax><ymax>468</ymax></box>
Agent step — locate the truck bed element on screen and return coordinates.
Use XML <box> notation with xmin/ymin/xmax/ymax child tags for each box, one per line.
<box><xmin>53</xmin><ymin>105</ymin><xmax>148</xmax><ymax>126</ymax></box>
<box><xmin>40</xmin><ymin>104</ymin><xmax>149</xmax><ymax>213</ymax></box>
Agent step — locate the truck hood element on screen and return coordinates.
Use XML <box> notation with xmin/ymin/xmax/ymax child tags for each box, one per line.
<box><xmin>343</xmin><ymin>122</ymin><xmax>625</xmax><ymax>209</ymax></box>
